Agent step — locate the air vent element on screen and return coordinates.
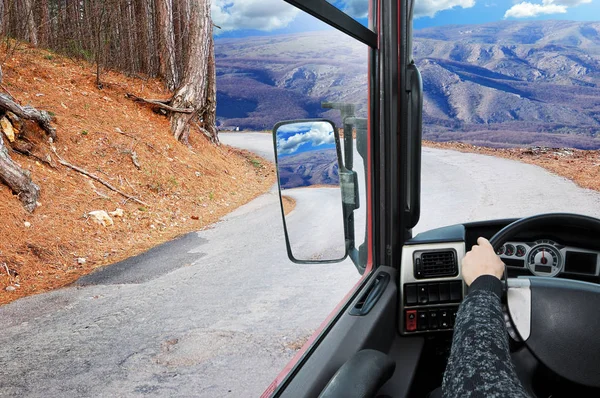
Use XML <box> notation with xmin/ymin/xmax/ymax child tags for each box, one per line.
<box><xmin>414</xmin><ymin>250</ymin><xmax>458</xmax><ymax>279</ymax></box>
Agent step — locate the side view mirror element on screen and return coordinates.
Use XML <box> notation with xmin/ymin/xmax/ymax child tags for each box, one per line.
<box><xmin>273</xmin><ymin>120</ymin><xmax>348</xmax><ymax>263</ymax></box>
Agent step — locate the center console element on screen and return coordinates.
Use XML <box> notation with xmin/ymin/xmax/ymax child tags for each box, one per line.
<box><xmin>399</xmin><ymin>242</ymin><xmax>466</xmax><ymax>334</ymax></box>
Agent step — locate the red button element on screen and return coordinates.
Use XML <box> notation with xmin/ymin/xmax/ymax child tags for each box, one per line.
<box><xmin>406</xmin><ymin>310</ymin><xmax>417</xmax><ymax>332</ymax></box>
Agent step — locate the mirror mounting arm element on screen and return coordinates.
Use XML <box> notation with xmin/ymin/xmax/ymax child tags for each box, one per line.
<box><xmin>322</xmin><ymin>102</ymin><xmax>368</xmax><ymax>273</ymax></box>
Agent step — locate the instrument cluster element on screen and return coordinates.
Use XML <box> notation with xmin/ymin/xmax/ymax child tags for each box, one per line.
<box><xmin>498</xmin><ymin>239</ymin><xmax>600</xmax><ymax>277</ymax></box>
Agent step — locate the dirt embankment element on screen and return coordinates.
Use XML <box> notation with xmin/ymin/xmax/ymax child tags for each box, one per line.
<box><xmin>0</xmin><ymin>44</ymin><xmax>275</xmax><ymax>305</ymax></box>
<box><xmin>424</xmin><ymin>141</ymin><xmax>600</xmax><ymax>193</ymax></box>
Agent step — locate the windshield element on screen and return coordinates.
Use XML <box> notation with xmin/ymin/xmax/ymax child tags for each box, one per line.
<box><xmin>412</xmin><ymin>0</ymin><xmax>600</xmax><ymax>234</ymax></box>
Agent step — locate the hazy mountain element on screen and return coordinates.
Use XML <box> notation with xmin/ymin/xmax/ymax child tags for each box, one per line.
<box><xmin>278</xmin><ymin>149</ymin><xmax>339</xmax><ymax>189</ymax></box>
<box><xmin>216</xmin><ymin>20</ymin><xmax>600</xmax><ymax>149</ymax></box>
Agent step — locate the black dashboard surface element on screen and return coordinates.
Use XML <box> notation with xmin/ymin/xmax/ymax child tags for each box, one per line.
<box><xmin>410</xmin><ymin>217</ymin><xmax>600</xmax><ymax>251</ymax></box>
<box><xmin>408</xmin><ymin>217</ymin><xmax>600</xmax><ymax>283</ymax></box>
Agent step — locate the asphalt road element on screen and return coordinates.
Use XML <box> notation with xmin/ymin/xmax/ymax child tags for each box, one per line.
<box><xmin>2</xmin><ymin>133</ymin><xmax>600</xmax><ymax>397</ymax></box>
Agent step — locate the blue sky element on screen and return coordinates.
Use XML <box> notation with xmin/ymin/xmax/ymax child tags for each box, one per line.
<box><xmin>213</xmin><ymin>0</ymin><xmax>599</xmax><ymax>39</ymax></box>
<box><xmin>276</xmin><ymin>122</ymin><xmax>336</xmax><ymax>157</ymax></box>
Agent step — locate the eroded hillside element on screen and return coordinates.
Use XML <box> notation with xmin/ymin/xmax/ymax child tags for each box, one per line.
<box><xmin>0</xmin><ymin>44</ymin><xmax>275</xmax><ymax>304</ymax></box>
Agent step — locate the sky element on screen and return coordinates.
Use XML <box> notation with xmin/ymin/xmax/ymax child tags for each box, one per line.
<box><xmin>276</xmin><ymin>122</ymin><xmax>337</xmax><ymax>157</ymax></box>
<box><xmin>212</xmin><ymin>0</ymin><xmax>599</xmax><ymax>39</ymax></box>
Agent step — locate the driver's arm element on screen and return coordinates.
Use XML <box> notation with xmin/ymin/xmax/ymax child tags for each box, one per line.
<box><xmin>442</xmin><ymin>237</ymin><xmax>529</xmax><ymax>398</ymax></box>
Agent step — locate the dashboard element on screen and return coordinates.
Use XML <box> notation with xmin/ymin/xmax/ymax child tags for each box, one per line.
<box><xmin>398</xmin><ymin>218</ymin><xmax>600</xmax><ymax>335</ymax></box>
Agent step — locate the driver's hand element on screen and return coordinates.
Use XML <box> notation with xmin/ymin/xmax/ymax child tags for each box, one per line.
<box><xmin>462</xmin><ymin>237</ymin><xmax>505</xmax><ymax>286</ymax></box>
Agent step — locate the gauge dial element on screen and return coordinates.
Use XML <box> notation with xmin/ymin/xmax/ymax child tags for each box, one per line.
<box><xmin>505</xmin><ymin>244</ymin><xmax>516</xmax><ymax>256</ymax></box>
<box><xmin>496</xmin><ymin>245</ymin><xmax>505</xmax><ymax>256</ymax></box>
<box><xmin>527</xmin><ymin>244</ymin><xmax>562</xmax><ymax>276</ymax></box>
<box><xmin>516</xmin><ymin>245</ymin><xmax>527</xmax><ymax>258</ymax></box>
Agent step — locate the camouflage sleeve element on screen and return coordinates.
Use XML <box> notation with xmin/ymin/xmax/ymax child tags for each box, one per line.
<box><xmin>442</xmin><ymin>275</ymin><xmax>529</xmax><ymax>398</ymax></box>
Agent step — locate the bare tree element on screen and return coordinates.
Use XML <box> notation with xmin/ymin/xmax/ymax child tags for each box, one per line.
<box><xmin>157</xmin><ymin>0</ymin><xmax>179</xmax><ymax>90</ymax></box>
<box><xmin>170</xmin><ymin>0</ymin><xmax>215</xmax><ymax>143</ymax></box>
<box><xmin>199</xmin><ymin>32</ymin><xmax>218</xmax><ymax>144</ymax></box>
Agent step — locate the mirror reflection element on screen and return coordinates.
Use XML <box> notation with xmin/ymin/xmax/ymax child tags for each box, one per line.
<box><xmin>274</xmin><ymin>121</ymin><xmax>347</xmax><ymax>262</ymax></box>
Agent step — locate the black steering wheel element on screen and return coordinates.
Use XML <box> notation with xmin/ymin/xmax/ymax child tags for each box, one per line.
<box><xmin>488</xmin><ymin>213</ymin><xmax>600</xmax><ymax>389</ymax></box>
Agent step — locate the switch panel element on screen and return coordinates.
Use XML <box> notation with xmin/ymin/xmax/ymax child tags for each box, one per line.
<box><xmin>404</xmin><ymin>281</ymin><xmax>463</xmax><ymax>306</ymax></box>
<box><xmin>404</xmin><ymin>306</ymin><xmax>458</xmax><ymax>333</ymax></box>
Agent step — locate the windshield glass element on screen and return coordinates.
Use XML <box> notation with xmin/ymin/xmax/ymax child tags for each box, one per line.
<box><xmin>327</xmin><ymin>0</ymin><xmax>372</xmax><ymax>30</ymax></box>
<box><xmin>412</xmin><ymin>0</ymin><xmax>600</xmax><ymax>234</ymax></box>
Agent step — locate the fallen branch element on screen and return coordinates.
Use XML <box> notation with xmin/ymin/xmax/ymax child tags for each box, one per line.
<box><xmin>51</xmin><ymin>147</ymin><xmax>149</xmax><ymax>207</ymax></box>
<box><xmin>125</xmin><ymin>93</ymin><xmax>193</xmax><ymax>114</ymax></box>
<box><xmin>0</xmin><ymin>133</ymin><xmax>39</xmax><ymax>212</ymax></box>
<box><xmin>94</xmin><ymin>190</ymin><xmax>110</xmax><ymax>200</ymax></box>
<box><xmin>129</xmin><ymin>150</ymin><xmax>141</xmax><ymax>170</ymax></box>
<box><xmin>115</xmin><ymin>127</ymin><xmax>157</xmax><ymax>152</ymax></box>
<box><xmin>0</xmin><ymin>94</ymin><xmax>56</xmax><ymax>139</ymax></box>
<box><xmin>114</xmin><ymin>127</ymin><xmax>138</xmax><ymax>140</ymax></box>
<box><xmin>0</xmin><ymin>83</ymin><xmax>16</xmax><ymax>100</ymax></box>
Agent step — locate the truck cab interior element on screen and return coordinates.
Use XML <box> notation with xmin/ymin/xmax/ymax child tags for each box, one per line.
<box><xmin>264</xmin><ymin>1</ymin><xmax>600</xmax><ymax>397</ymax></box>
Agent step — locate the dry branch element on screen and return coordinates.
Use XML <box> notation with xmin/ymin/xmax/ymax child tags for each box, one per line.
<box><xmin>129</xmin><ymin>150</ymin><xmax>141</xmax><ymax>170</ymax></box>
<box><xmin>51</xmin><ymin>147</ymin><xmax>149</xmax><ymax>207</ymax></box>
<box><xmin>125</xmin><ymin>93</ymin><xmax>193</xmax><ymax>114</ymax></box>
<box><xmin>0</xmin><ymin>94</ymin><xmax>56</xmax><ymax>140</ymax></box>
<box><xmin>0</xmin><ymin>133</ymin><xmax>39</xmax><ymax>212</ymax></box>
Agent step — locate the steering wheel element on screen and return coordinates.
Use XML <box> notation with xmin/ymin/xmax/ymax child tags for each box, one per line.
<box><xmin>488</xmin><ymin>213</ymin><xmax>600</xmax><ymax>389</ymax></box>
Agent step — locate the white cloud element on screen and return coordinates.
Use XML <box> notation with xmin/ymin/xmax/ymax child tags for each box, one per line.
<box><xmin>504</xmin><ymin>2</ymin><xmax>567</xmax><ymax>18</ymax></box>
<box><xmin>414</xmin><ymin>0</ymin><xmax>476</xmax><ymax>18</ymax></box>
<box><xmin>545</xmin><ymin>0</ymin><xmax>592</xmax><ymax>6</ymax></box>
<box><xmin>504</xmin><ymin>0</ymin><xmax>591</xmax><ymax>19</ymax></box>
<box><xmin>277</xmin><ymin>122</ymin><xmax>335</xmax><ymax>155</ymax></box>
<box><xmin>212</xmin><ymin>0</ymin><xmax>300</xmax><ymax>32</ymax></box>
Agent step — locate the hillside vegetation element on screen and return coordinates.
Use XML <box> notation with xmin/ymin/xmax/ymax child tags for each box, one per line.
<box><xmin>0</xmin><ymin>44</ymin><xmax>274</xmax><ymax>304</ymax></box>
<box><xmin>216</xmin><ymin>20</ymin><xmax>600</xmax><ymax>149</ymax></box>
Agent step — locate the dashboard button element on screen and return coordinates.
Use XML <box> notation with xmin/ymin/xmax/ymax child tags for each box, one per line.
<box><xmin>415</xmin><ymin>258</ymin><xmax>422</xmax><ymax>278</ymax></box>
<box><xmin>440</xmin><ymin>310</ymin><xmax>451</xmax><ymax>329</ymax></box>
<box><xmin>429</xmin><ymin>310</ymin><xmax>439</xmax><ymax>330</ymax></box>
<box><xmin>450</xmin><ymin>281</ymin><xmax>463</xmax><ymax>302</ymax></box>
<box><xmin>439</xmin><ymin>283</ymin><xmax>450</xmax><ymax>302</ymax></box>
<box><xmin>417</xmin><ymin>311</ymin><xmax>428</xmax><ymax>331</ymax></box>
<box><xmin>405</xmin><ymin>284</ymin><xmax>417</xmax><ymax>306</ymax></box>
<box><xmin>428</xmin><ymin>283</ymin><xmax>440</xmax><ymax>304</ymax></box>
<box><xmin>418</xmin><ymin>284</ymin><xmax>428</xmax><ymax>304</ymax></box>
<box><xmin>406</xmin><ymin>310</ymin><xmax>417</xmax><ymax>332</ymax></box>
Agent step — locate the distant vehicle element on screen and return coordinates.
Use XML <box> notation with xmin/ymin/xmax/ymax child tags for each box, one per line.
<box><xmin>262</xmin><ymin>1</ymin><xmax>600</xmax><ymax>397</ymax></box>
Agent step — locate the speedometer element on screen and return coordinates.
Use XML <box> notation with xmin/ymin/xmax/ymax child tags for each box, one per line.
<box><xmin>527</xmin><ymin>243</ymin><xmax>562</xmax><ymax>277</ymax></box>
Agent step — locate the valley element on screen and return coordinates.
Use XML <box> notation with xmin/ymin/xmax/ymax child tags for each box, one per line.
<box><xmin>216</xmin><ymin>20</ymin><xmax>600</xmax><ymax>149</ymax></box>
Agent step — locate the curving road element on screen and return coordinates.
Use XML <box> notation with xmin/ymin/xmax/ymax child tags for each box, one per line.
<box><xmin>1</xmin><ymin>132</ymin><xmax>600</xmax><ymax>397</ymax></box>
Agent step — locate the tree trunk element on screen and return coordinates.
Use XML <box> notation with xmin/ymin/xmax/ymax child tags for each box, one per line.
<box><xmin>38</xmin><ymin>0</ymin><xmax>51</xmax><ymax>47</ymax></box>
<box><xmin>0</xmin><ymin>0</ymin><xmax>4</xmax><ymax>36</ymax></box>
<box><xmin>23</xmin><ymin>0</ymin><xmax>38</xmax><ymax>46</ymax></box>
<box><xmin>135</xmin><ymin>0</ymin><xmax>150</xmax><ymax>74</ymax></box>
<box><xmin>157</xmin><ymin>0</ymin><xmax>179</xmax><ymax>90</ymax></box>
<box><xmin>0</xmin><ymin>132</ymin><xmax>40</xmax><ymax>212</ymax></box>
<box><xmin>170</xmin><ymin>0</ymin><xmax>214</xmax><ymax>143</ymax></box>
<box><xmin>199</xmin><ymin>32</ymin><xmax>218</xmax><ymax>144</ymax></box>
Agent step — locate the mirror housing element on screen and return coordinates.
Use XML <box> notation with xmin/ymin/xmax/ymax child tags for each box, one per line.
<box><xmin>273</xmin><ymin>119</ymin><xmax>354</xmax><ymax>264</ymax></box>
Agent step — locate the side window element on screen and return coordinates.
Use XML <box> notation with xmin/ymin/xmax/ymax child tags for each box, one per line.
<box><xmin>215</xmin><ymin>2</ymin><xmax>370</xmax><ymax>268</ymax></box>
<box><xmin>214</xmin><ymin>0</ymin><xmax>372</xmax><ymax>385</ymax></box>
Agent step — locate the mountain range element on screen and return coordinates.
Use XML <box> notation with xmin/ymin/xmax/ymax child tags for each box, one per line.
<box><xmin>278</xmin><ymin>149</ymin><xmax>339</xmax><ymax>189</ymax></box>
<box><xmin>216</xmin><ymin>20</ymin><xmax>600</xmax><ymax>149</ymax></box>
